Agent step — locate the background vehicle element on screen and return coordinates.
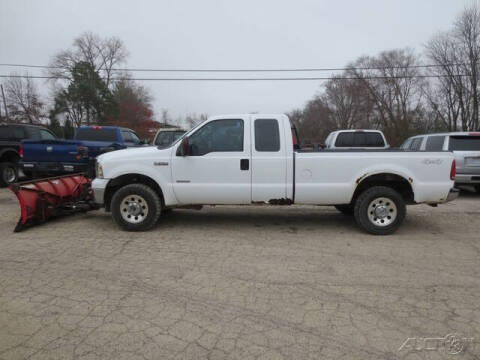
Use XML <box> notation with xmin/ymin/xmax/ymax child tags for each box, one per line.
<box><xmin>153</xmin><ymin>128</ymin><xmax>186</xmax><ymax>148</ymax></box>
<box><xmin>0</xmin><ymin>123</ymin><xmax>56</xmax><ymax>186</ymax></box>
<box><xmin>92</xmin><ymin>114</ymin><xmax>457</xmax><ymax>235</ymax></box>
<box><xmin>21</xmin><ymin>125</ymin><xmax>144</xmax><ymax>177</ymax></box>
<box><xmin>324</xmin><ymin>130</ymin><xmax>389</xmax><ymax>149</ymax></box>
<box><xmin>401</xmin><ymin>132</ymin><xmax>480</xmax><ymax>192</ymax></box>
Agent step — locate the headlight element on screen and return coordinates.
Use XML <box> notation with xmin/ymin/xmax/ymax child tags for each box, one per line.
<box><xmin>96</xmin><ymin>162</ymin><xmax>104</xmax><ymax>179</ymax></box>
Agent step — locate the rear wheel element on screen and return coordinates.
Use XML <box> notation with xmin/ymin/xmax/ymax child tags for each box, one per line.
<box><xmin>111</xmin><ymin>184</ymin><xmax>161</xmax><ymax>231</ymax></box>
<box><xmin>354</xmin><ymin>186</ymin><xmax>406</xmax><ymax>235</ymax></box>
<box><xmin>334</xmin><ymin>204</ymin><xmax>354</xmax><ymax>215</ymax></box>
<box><xmin>0</xmin><ymin>162</ymin><xmax>18</xmax><ymax>187</ymax></box>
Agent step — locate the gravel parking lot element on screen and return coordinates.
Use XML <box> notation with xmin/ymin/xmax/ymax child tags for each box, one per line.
<box><xmin>0</xmin><ymin>188</ymin><xmax>479</xmax><ymax>360</ymax></box>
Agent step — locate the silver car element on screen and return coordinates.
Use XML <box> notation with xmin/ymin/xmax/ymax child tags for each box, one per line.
<box><xmin>401</xmin><ymin>132</ymin><xmax>480</xmax><ymax>192</ymax></box>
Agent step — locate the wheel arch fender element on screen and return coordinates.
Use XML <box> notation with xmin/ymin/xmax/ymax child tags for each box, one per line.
<box><xmin>103</xmin><ymin>166</ymin><xmax>174</xmax><ymax>211</ymax></box>
<box><xmin>0</xmin><ymin>148</ymin><xmax>20</xmax><ymax>162</ymax></box>
<box><xmin>350</xmin><ymin>165</ymin><xmax>416</xmax><ymax>204</ymax></box>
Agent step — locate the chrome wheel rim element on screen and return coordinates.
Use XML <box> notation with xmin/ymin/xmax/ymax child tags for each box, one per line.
<box><xmin>3</xmin><ymin>167</ymin><xmax>16</xmax><ymax>183</ymax></box>
<box><xmin>367</xmin><ymin>197</ymin><xmax>397</xmax><ymax>227</ymax></box>
<box><xmin>120</xmin><ymin>195</ymin><xmax>148</xmax><ymax>224</ymax></box>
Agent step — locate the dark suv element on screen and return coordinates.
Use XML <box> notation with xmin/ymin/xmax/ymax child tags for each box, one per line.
<box><xmin>0</xmin><ymin>123</ymin><xmax>56</xmax><ymax>186</ymax></box>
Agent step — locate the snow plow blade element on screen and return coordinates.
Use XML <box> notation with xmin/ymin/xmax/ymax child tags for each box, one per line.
<box><xmin>9</xmin><ymin>174</ymin><xmax>99</xmax><ymax>232</ymax></box>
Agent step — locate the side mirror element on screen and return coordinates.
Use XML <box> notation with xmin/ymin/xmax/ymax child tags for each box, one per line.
<box><xmin>177</xmin><ymin>137</ymin><xmax>191</xmax><ymax>156</ymax></box>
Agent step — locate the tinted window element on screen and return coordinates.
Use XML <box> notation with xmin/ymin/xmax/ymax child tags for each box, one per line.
<box><xmin>76</xmin><ymin>128</ymin><xmax>118</xmax><ymax>142</ymax></box>
<box><xmin>356</xmin><ymin>132</ymin><xmax>384</xmax><ymax>147</ymax></box>
<box><xmin>10</xmin><ymin>126</ymin><xmax>26</xmax><ymax>139</ymax></box>
<box><xmin>255</xmin><ymin>119</ymin><xmax>280</xmax><ymax>152</ymax></box>
<box><xmin>425</xmin><ymin>136</ymin><xmax>445</xmax><ymax>151</ymax></box>
<box><xmin>409</xmin><ymin>138</ymin><xmax>423</xmax><ymax>150</ymax></box>
<box><xmin>189</xmin><ymin>119</ymin><xmax>243</xmax><ymax>156</ymax></box>
<box><xmin>39</xmin><ymin>129</ymin><xmax>56</xmax><ymax>140</ymax></box>
<box><xmin>334</xmin><ymin>132</ymin><xmax>384</xmax><ymax>147</ymax></box>
<box><xmin>0</xmin><ymin>126</ymin><xmax>10</xmax><ymax>140</ymax></box>
<box><xmin>448</xmin><ymin>136</ymin><xmax>480</xmax><ymax>151</ymax></box>
<box><xmin>335</xmin><ymin>132</ymin><xmax>354</xmax><ymax>147</ymax></box>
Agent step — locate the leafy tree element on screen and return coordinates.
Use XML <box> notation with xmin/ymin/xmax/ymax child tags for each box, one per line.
<box><xmin>111</xmin><ymin>78</ymin><xmax>155</xmax><ymax>138</ymax></box>
<box><xmin>53</xmin><ymin>61</ymin><xmax>117</xmax><ymax>127</ymax></box>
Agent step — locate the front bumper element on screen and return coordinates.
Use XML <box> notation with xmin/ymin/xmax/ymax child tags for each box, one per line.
<box><xmin>91</xmin><ymin>178</ymin><xmax>110</xmax><ymax>205</ymax></box>
<box><xmin>445</xmin><ymin>188</ymin><xmax>460</xmax><ymax>203</ymax></box>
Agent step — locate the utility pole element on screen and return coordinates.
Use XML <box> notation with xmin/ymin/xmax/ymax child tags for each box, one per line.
<box><xmin>1</xmin><ymin>84</ymin><xmax>9</xmax><ymax>123</ymax></box>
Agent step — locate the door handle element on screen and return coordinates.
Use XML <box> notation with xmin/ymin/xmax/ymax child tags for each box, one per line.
<box><xmin>240</xmin><ymin>159</ymin><xmax>249</xmax><ymax>170</ymax></box>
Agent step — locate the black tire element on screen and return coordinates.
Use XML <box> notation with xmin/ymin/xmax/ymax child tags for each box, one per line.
<box><xmin>475</xmin><ymin>185</ymin><xmax>480</xmax><ymax>194</ymax></box>
<box><xmin>0</xmin><ymin>162</ymin><xmax>18</xmax><ymax>187</ymax></box>
<box><xmin>334</xmin><ymin>204</ymin><xmax>354</xmax><ymax>215</ymax></box>
<box><xmin>111</xmin><ymin>184</ymin><xmax>162</xmax><ymax>231</ymax></box>
<box><xmin>353</xmin><ymin>186</ymin><xmax>406</xmax><ymax>235</ymax></box>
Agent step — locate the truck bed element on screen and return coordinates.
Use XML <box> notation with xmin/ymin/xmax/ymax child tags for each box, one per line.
<box><xmin>294</xmin><ymin>150</ymin><xmax>454</xmax><ymax>205</ymax></box>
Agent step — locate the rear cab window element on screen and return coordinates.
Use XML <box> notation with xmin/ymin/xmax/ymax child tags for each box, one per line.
<box><xmin>425</xmin><ymin>136</ymin><xmax>446</xmax><ymax>151</ymax></box>
<box><xmin>75</xmin><ymin>128</ymin><xmax>119</xmax><ymax>142</ymax></box>
<box><xmin>334</xmin><ymin>132</ymin><xmax>385</xmax><ymax>147</ymax></box>
<box><xmin>254</xmin><ymin>119</ymin><xmax>280</xmax><ymax>152</ymax></box>
<box><xmin>448</xmin><ymin>136</ymin><xmax>480</xmax><ymax>151</ymax></box>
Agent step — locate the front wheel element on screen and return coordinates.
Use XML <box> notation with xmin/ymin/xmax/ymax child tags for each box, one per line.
<box><xmin>353</xmin><ymin>186</ymin><xmax>406</xmax><ymax>235</ymax></box>
<box><xmin>0</xmin><ymin>162</ymin><xmax>18</xmax><ymax>187</ymax></box>
<box><xmin>111</xmin><ymin>184</ymin><xmax>162</xmax><ymax>231</ymax></box>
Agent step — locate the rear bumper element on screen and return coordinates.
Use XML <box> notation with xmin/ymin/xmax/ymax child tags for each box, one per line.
<box><xmin>455</xmin><ymin>174</ymin><xmax>480</xmax><ymax>184</ymax></box>
<box><xmin>91</xmin><ymin>178</ymin><xmax>109</xmax><ymax>205</ymax></box>
<box><xmin>446</xmin><ymin>188</ymin><xmax>460</xmax><ymax>202</ymax></box>
<box><xmin>20</xmin><ymin>161</ymin><xmax>89</xmax><ymax>174</ymax></box>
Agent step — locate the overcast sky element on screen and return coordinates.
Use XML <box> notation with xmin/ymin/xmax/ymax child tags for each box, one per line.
<box><xmin>0</xmin><ymin>0</ymin><xmax>475</xmax><ymax>122</ymax></box>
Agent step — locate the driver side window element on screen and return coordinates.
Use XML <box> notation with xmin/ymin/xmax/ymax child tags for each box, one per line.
<box><xmin>188</xmin><ymin>119</ymin><xmax>244</xmax><ymax>156</ymax></box>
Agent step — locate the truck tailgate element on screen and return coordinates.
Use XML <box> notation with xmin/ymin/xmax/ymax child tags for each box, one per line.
<box><xmin>22</xmin><ymin>139</ymin><xmax>83</xmax><ymax>163</ymax></box>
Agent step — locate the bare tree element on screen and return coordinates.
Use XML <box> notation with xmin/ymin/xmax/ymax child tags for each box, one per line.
<box><xmin>323</xmin><ymin>76</ymin><xmax>374</xmax><ymax>129</ymax></box>
<box><xmin>425</xmin><ymin>4</ymin><xmax>480</xmax><ymax>131</ymax></box>
<box><xmin>48</xmin><ymin>32</ymin><xmax>128</xmax><ymax>88</ymax></box>
<box><xmin>347</xmin><ymin>49</ymin><xmax>427</xmax><ymax>145</ymax></box>
<box><xmin>4</xmin><ymin>74</ymin><xmax>45</xmax><ymax>124</ymax></box>
<box><xmin>287</xmin><ymin>96</ymin><xmax>333</xmax><ymax>144</ymax></box>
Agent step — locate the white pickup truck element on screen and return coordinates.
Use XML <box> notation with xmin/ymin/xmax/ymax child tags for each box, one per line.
<box><xmin>92</xmin><ymin>114</ymin><xmax>458</xmax><ymax>235</ymax></box>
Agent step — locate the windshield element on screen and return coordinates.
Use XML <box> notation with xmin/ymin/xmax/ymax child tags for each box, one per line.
<box><xmin>168</xmin><ymin>120</ymin><xmax>208</xmax><ymax>148</ymax></box>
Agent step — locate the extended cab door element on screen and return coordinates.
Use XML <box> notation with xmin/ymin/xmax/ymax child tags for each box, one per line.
<box><xmin>251</xmin><ymin>116</ymin><xmax>288</xmax><ymax>202</ymax></box>
<box><xmin>171</xmin><ymin>117</ymin><xmax>251</xmax><ymax>204</ymax></box>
